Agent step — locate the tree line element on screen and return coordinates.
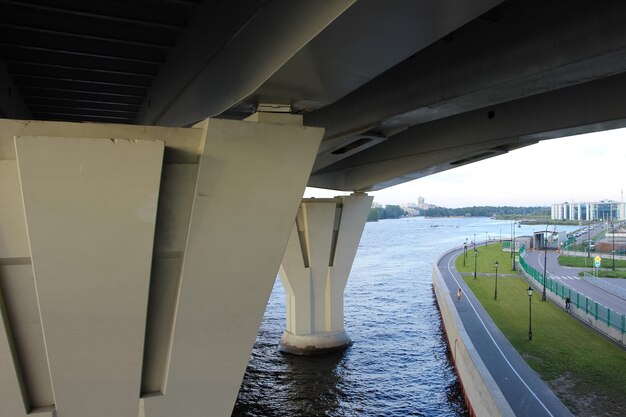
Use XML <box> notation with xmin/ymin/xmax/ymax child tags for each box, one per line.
<box><xmin>367</xmin><ymin>205</ymin><xmax>406</xmax><ymax>221</ymax></box>
<box><xmin>422</xmin><ymin>206</ymin><xmax>548</xmax><ymax>218</ymax></box>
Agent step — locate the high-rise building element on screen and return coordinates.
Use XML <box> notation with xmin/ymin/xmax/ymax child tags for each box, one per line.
<box><xmin>417</xmin><ymin>196</ymin><xmax>432</xmax><ymax>210</ymax></box>
<box><xmin>551</xmin><ymin>200</ymin><xmax>625</xmax><ymax>221</ymax></box>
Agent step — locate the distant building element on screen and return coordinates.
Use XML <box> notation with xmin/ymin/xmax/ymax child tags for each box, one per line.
<box><xmin>417</xmin><ymin>196</ymin><xmax>434</xmax><ymax>210</ymax></box>
<box><xmin>551</xmin><ymin>200</ymin><xmax>625</xmax><ymax>221</ymax></box>
<box><xmin>401</xmin><ymin>203</ymin><xmax>420</xmax><ymax>216</ymax></box>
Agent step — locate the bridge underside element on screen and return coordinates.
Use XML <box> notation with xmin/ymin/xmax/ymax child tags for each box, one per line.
<box><xmin>2</xmin><ymin>1</ymin><xmax>626</xmax><ymax>191</ymax></box>
<box><xmin>2</xmin><ymin>1</ymin><xmax>626</xmax><ymax>416</ymax></box>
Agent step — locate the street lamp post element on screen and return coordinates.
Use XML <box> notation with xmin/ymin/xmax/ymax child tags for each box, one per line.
<box><xmin>527</xmin><ymin>286</ymin><xmax>533</xmax><ymax>341</ymax></box>
<box><xmin>463</xmin><ymin>242</ymin><xmax>467</xmax><ymax>267</ymax></box>
<box><xmin>494</xmin><ymin>261</ymin><xmax>499</xmax><ymax>300</ymax></box>
<box><xmin>474</xmin><ymin>248</ymin><xmax>478</xmax><ymax>279</ymax></box>
<box><xmin>542</xmin><ymin>224</ymin><xmax>548</xmax><ymax>301</ymax></box>
<box><xmin>612</xmin><ymin>216</ymin><xmax>616</xmax><ymax>271</ymax></box>
<box><xmin>511</xmin><ymin>221</ymin><xmax>517</xmax><ymax>271</ymax></box>
<box><xmin>510</xmin><ymin>222</ymin><xmax>513</xmax><ymax>259</ymax></box>
<box><xmin>587</xmin><ymin>220</ymin><xmax>591</xmax><ymax>258</ymax></box>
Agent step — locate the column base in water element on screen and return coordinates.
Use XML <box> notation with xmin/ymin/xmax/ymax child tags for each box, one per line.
<box><xmin>279</xmin><ymin>330</ymin><xmax>352</xmax><ymax>355</ymax></box>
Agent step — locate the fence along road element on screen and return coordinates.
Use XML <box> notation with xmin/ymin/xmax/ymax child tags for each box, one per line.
<box><xmin>522</xmin><ymin>248</ymin><xmax>626</xmax><ymax>337</ymax></box>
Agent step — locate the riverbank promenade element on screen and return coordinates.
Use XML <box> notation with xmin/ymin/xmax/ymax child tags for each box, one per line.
<box><xmin>434</xmin><ymin>246</ymin><xmax>574</xmax><ymax>417</ymax></box>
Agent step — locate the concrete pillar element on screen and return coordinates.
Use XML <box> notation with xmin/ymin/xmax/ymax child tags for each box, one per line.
<box><xmin>278</xmin><ymin>193</ymin><xmax>373</xmax><ymax>355</ymax></box>
<box><xmin>0</xmin><ymin>116</ymin><xmax>323</xmax><ymax>417</ymax></box>
<box><xmin>0</xmin><ymin>120</ymin><xmax>198</xmax><ymax>417</ymax></box>
<box><xmin>17</xmin><ymin>137</ymin><xmax>164</xmax><ymax>417</ymax></box>
<box><xmin>143</xmin><ymin>115</ymin><xmax>323</xmax><ymax>417</ymax></box>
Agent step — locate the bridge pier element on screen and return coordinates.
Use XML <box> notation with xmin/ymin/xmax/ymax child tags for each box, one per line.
<box><xmin>0</xmin><ymin>115</ymin><xmax>323</xmax><ymax>417</ymax></box>
<box><xmin>278</xmin><ymin>193</ymin><xmax>372</xmax><ymax>355</ymax></box>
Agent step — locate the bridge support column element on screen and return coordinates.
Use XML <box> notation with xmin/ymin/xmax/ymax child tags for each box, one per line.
<box><xmin>143</xmin><ymin>115</ymin><xmax>323</xmax><ymax>417</ymax></box>
<box><xmin>278</xmin><ymin>193</ymin><xmax>372</xmax><ymax>355</ymax></box>
<box><xmin>0</xmin><ymin>115</ymin><xmax>323</xmax><ymax>417</ymax></box>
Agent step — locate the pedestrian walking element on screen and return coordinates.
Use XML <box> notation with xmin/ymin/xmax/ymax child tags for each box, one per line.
<box><xmin>457</xmin><ymin>288</ymin><xmax>462</xmax><ymax>302</ymax></box>
<box><xmin>565</xmin><ymin>296</ymin><xmax>571</xmax><ymax>312</ymax></box>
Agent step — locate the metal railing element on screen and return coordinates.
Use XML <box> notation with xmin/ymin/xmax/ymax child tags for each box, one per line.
<box><xmin>581</xmin><ymin>273</ymin><xmax>626</xmax><ymax>300</ymax></box>
<box><xmin>518</xmin><ymin>246</ymin><xmax>625</xmax><ymax>335</ymax></box>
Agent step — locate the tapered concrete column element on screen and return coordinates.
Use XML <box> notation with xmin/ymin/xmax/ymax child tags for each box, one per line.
<box><xmin>143</xmin><ymin>115</ymin><xmax>323</xmax><ymax>417</ymax></box>
<box><xmin>0</xmin><ymin>119</ymin><xmax>197</xmax><ymax>417</ymax></box>
<box><xmin>7</xmin><ymin>134</ymin><xmax>164</xmax><ymax>417</ymax></box>
<box><xmin>0</xmin><ymin>116</ymin><xmax>323</xmax><ymax>417</ymax></box>
<box><xmin>279</xmin><ymin>193</ymin><xmax>373</xmax><ymax>355</ymax></box>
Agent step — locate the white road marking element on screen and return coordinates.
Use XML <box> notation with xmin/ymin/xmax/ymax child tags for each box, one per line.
<box><xmin>445</xmin><ymin>250</ymin><xmax>556</xmax><ymax>417</ymax></box>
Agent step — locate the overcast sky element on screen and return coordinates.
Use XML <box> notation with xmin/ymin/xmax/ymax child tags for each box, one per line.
<box><xmin>305</xmin><ymin>127</ymin><xmax>626</xmax><ymax>208</ymax></box>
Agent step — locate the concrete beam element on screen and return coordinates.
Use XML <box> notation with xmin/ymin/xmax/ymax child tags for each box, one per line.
<box><xmin>309</xmin><ymin>72</ymin><xmax>626</xmax><ymax>191</ymax></box>
<box><xmin>136</xmin><ymin>0</ymin><xmax>356</xmax><ymax>126</ymax></box>
<box><xmin>251</xmin><ymin>0</ymin><xmax>503</xmax><ymax>114</ymax></box>
<box><xmin>306</xmin><ymin>1</ymin><xmax>626</xmax><ymax>142</ymax></box>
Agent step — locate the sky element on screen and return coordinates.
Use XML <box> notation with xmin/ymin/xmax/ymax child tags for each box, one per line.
<box><xmin>304</xmin><ymin>127</ymin><xmax>626</xmax><ymax>208</ymax></box>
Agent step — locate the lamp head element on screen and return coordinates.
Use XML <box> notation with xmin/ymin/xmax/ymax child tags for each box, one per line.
<box><xmin>527</xmin><ymin>287</ymin><xmax>533</xmax><ymax>297</ymax></box>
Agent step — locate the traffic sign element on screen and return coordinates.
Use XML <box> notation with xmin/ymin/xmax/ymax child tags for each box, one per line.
<box><xmin>594</xmin><ymin>256</ymin><xmax>601</xmax><ymax>268</ymax></box>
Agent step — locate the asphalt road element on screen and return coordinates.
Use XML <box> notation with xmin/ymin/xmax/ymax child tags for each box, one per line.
<box><xmin>437</xmin><ymin>248</ymin><xmax>574</xmax><ymax>417</ymax></box>
<box><xmin>524</xmin><ymin>249</ymin><xmax>626</xmax><ymax>315</ymax></box>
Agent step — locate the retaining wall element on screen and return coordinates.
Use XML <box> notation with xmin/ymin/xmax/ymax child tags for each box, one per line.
<box><xmin>432</xmin><ymin>263</ymin><xmax>515</xmax><ymax>417</ymax></box>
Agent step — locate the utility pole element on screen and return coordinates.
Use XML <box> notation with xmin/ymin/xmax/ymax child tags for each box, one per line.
<box><xmin>612</xmin><ymin>204</ymin><xmax>616</xmax><ymax>271</ymax></box>
<box><xmin>474</xmin><ymin>248</ymin><xmax>478</xmax><ymax>279</ymax></box>
<box><xmin>542</xmin><ymin>224</ymin><xmax>548</xmax><ymax>301</ymax></box>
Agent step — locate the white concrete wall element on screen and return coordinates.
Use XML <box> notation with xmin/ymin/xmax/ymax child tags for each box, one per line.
<box><xmin>432</xmin><ymin>262</ymin><xmax>515</xmax><ymax>417</ymax></box>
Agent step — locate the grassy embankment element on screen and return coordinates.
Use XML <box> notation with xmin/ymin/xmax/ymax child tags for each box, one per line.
<box><xmin>558</xmin><ymin>255</ymin><xmax>626</xmax><ymax>278</ymax></box>
<box><xmin>455</xmin><ymin>244</ymin><xmax>626</xmax><ymax>416</ymax></box>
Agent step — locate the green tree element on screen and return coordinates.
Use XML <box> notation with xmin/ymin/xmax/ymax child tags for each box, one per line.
<box><xmin>380</xmin><ymin>205</ymin><xmax>406</xmax><ymax>219</ymax></box>
<box><xmin>367</xmin><ymin>207</ymin><xmax>381</xmax><ymax>222</ymax></box>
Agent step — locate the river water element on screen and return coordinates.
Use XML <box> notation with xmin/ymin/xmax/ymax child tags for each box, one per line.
<box><xmin>232</xmin><ymin>216</ymin><xmax>557</xmax><ymax>417</ymax></box>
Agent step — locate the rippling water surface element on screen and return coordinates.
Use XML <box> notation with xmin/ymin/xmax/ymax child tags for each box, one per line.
<box><xmin>233</xmin><ymin>217</ymin><xmax>547</xmax><ymax>416</ymax></box>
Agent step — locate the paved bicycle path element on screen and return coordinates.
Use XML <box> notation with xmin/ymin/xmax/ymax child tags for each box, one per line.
<box><xmin>437</xmin><ymin>248</ymin><xmax>573</xmax><ymax>417</ymax></box>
